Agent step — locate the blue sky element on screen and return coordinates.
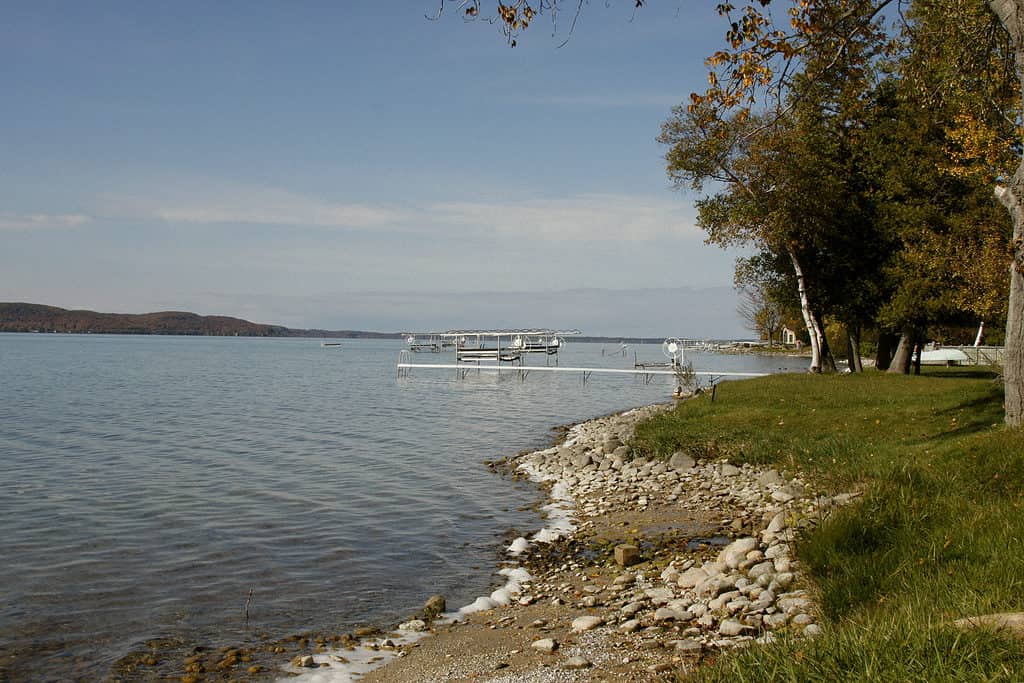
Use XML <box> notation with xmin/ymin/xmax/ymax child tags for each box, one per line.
<box><xmin>2</xmin><ymin>2</ymin><xmax>753</xmax><ymax>337</ymax></box>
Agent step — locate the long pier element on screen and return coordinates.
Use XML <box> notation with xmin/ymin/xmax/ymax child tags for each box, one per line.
<box><xmin>396</xmin><ymin>360</ymin><xmax>767</xmax><ymax>384</ymax></box>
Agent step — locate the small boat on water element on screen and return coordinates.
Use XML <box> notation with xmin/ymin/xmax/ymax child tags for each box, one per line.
<box><xmin>320</xmin><ymin>341</ymin><xmax>342</xmax><ymax>347</ymax></box>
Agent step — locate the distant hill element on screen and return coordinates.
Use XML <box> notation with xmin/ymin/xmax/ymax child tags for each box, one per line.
<box><xmin>0</xmin><ymin>303</ymin><xmax>404</xmax><ymax>338</ymax></box>
<box><xmin>0</xmin><ymin>303</ymin><xmax>705</xmax><ymax>342</ymax></box>
<box><xmin>0</xmin><ymin>303</ymin><xmax>291</xmax><ymax>336</ymax></box>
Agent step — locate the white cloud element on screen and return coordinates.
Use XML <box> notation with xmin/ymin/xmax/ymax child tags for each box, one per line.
<box><xmin>95</xmin><ymin>180</ymin><xmax>700</xmax><ymax>243</ymax></box>
<box><xmin>431</xmin><ymin>193</ymin><xmax>700</xmax><ymax>241</ymax></box>
<box><xmin>99</xmin><ymin>185</ymin><xmax>411</xmax><ymax>229</ymax></box>
<box><xmin>0</xmin><ymin>213</ymin><xmax>91</xmax><ymax>231</ymax></box>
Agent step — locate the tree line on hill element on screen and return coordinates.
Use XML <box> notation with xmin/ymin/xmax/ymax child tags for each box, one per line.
<box><xmin>0</xmin><ymin>303</ymin><xmax>397</xmax><ymax>338</ymax></box>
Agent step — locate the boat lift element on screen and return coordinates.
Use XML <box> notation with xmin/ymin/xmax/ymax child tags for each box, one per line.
<box><xmin>404</xmin><ymin>329</ymin><xmax>580</xmax><ymax>364</ymax></box>
<box><xmin>397</xmin><ymin>332</ymin><xmax>768</xmax><ymax>387</ymax></box>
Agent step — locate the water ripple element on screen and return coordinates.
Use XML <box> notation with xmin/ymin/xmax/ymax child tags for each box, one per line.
<box><xmin>0</xmin><ymin>334</ymin><xmax>786</xmax><ymax>680</ymax></box>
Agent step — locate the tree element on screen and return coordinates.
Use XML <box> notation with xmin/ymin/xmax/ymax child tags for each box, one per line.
<box><xmin>661</xmin><ymin>1</ymin><xmax>897</xmax><ymax>373</ymax></box>
<box><xmin>438</xmin><ymin>0</ymin><xmax>1024</xmax><ymax>424</ymax></box>
<box><xmin>737</xmin><ymin>282</ymin><xmax>784</xmax><ymax>345</ymax></box>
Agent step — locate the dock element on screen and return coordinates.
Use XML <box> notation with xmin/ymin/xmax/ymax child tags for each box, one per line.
<box><xmin>397</xmin><ymin>330</ymin><xmax>768</xmax><ymax>387</ymax></box>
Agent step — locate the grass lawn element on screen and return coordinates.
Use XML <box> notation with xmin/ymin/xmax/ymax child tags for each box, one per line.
<box><xmin>632</xmin><ymin>368</ymin><xmax>1024</xmax><ymax>682</ymax></box>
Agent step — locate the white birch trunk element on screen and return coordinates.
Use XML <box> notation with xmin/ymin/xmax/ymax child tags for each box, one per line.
<box><xmin>989</xmin><ymin>0</ymin><xmax>1024</xmax><ymax>427</ymax></box>
<box><xmin>788</xmin><ymin>247</ymin><xmax>826</xmax><ymax>373</ymax></box>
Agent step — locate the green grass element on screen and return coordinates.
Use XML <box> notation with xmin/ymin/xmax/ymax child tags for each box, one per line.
<box><xmin>632</xmin><ymin>368</ymin><xmax>1024</xmax><ymax>681</ymax></box>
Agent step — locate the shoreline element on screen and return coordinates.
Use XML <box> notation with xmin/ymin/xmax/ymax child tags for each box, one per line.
<box><xmin>279</xmin><ymin>401</ymin><xmax>857</xmax><ymax>682</ymax></box>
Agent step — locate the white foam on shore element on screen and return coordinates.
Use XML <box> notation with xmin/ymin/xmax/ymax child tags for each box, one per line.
<box><xmin>516</xmin><ymin>458</ymin><xmax>577</xmax><ymax>545</ymax></box>
<box><xmin>278</xmin><ymin>441</ymin><xmax>577</xmax><ymax>682</ymax></box>
<box><xmin>279</xmin><ymin>628</ymin><xmax>429</xmax><ymax>683</ymax></box>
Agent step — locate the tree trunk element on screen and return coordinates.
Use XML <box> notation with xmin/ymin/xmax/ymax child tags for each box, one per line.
<box><xmin>875</xmin><ymin>331</ymin><xmax>898</xmax><ymax>371</ymax></box>
<box><xmin>888</xmin><ymin>332</ymin><xmax>915</xmax><ymax>375</ymax></box>
<box><xmin>818</xmin><ymin>316</ymin><xmax>837</xmax><ymax>372</ymax></box>
<box><xmin>787</xmin><ymin>247</ymin><xmax>834</xmax><ymax>372</ymax></box>
<box><xmin>846</xmin><ymin>324</ymin><xmax>863</xmax><ymax>373</ymax></box>
<box><xmin>988</xmin><ymin>0</ymin><xmax>1024</xmax><ymax>427</ymax></box>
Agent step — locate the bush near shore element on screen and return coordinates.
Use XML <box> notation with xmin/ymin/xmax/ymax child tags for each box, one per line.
<box><xmin>633</xmin><ymin>368</ymin><xmax>1024</xmax><ymax>681</ymax></box>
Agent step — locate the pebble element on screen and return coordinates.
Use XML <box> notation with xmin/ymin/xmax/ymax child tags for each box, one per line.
<box><xmin>562</xmin><ymin>655</ymin><xmax>592</xmax><ymax>669</ymax></box>
<box><xmin>531</xmin><ymin>638</ymin><xmax>558</xmax><ymax>654</ymax></box>
<box><xmin>398</xmin><ymin>619</ymin><xmax>427</xmax><ymax>632</ymax></box>
<box><xmin>571</xmin><ymin>615</ymin><xmax>604</xmax><ymax>632</ymax></box>
<box><xmin>619</xmin><ymin>619</ymin><xmax>642</xmax><ymax>633</ymax></box>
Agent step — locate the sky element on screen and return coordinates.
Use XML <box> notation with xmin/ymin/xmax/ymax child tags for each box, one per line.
<box><xmin>2</xmin><ymin>1</ymin><xmax>755</xmax><ymax>338</ymax></box>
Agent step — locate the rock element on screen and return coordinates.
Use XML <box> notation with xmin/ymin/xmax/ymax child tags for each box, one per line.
<box><xmin>778</xmin><ymin>595</ymin><xmax>812</xmax><ymax>614</ymax></box>
<box><xmin>654</xmin><ymin>607</ymin><xmax>694</xmax><ymax>622</ymax></box>
<box><xmin>719</xmin><ymin>537</ymin><xmax>759</xmax><ymax>568</ymax></box>
<box><xmin>622</xmin><ymin>601</ymin><xmax>644</xmax><ymax>617</ymax></box>
<box><xmin>291</xmin><ymin>655</ymin><xmax>317</xmax><ymax>668</ymax></box>
<box><xmin>399</xmin><ymin>619</ymin><xmax>427</xmax><ymax>632</ymax></box>
<box><xmin>613</xmin><ymin>574</ymin><xmax>636</xmax><ymax>588</ymax></box>
<box><xmin>571</xmin><ymin>453</ymin><xmax>592</xmax><ymax>468</ymax></box>
<box><xmin>771</xmin><ymin>489</ymin><xmax>796</xmax><ymax>503</ymax></box>
<box><xmin>563</xmin><ymin>656</ymin><xmax>592</xmax><ymax>670</ymax></box>
<box><xmin>720</xmin><ymin>463</ymin><xmax>741</xmax><ymax>477</ymax></box>
<box><xmin>766</xmin><ymin>512</ymin><xmax>788</xmax><ymax>533</ymax></box>
<box><xmin>709</xmin><ymin>590</ymin><xmax>740</xmax><ymax>611</ymax></box>
<box><xmin>677</xmin><ymin>566</ymin><xmax>708</xmax><ymax>589</ymax></box>
<box><xmin>423</xmin><ymin>595</ymin><xmax>446</xmax><ymax>619</ymax></box>
<box><xmin>645</xmin><ymin>587</ymin><xmax>675</xmax><ymax>605</ymax></box>
<box><xmin>772</xmin><ymin>572</ymin><xmax>795</xmax><ymax>590</ymax></box>
<box><xmin>758</xmin><ymin>469</ymin><xmax>785</xmax><ymax>487</ymax></box>
<box><xmin>619</xmin><ymin>619</ymin><xmax>642</xmax><ymax>633</ymax></box>
<box><xmin>763</xmin><ymin>613</ymin><xmax>788</xmax><ymax>629</ymax></box>
<box><xmin>953</xmin><ymin>612</ymin><xmax>1024</xmax><ymax>640</ymax></box>
<box><xmin>726</xmin><ymin>597</ymin><xmax>750</xmax><ymax>614</ymax></box>
<box><xmin>614</xmin><ymin>544</ymin><xmax>641</xmax><ymax>567</ymax></box>
<box><xmin>669</xmin><ymin>452</ymin><xmax>695</xmax><ymax>471</ymax></box>
<box><xmin>572</xmin><ymin>615</ymin><xmax>604</xmax><ymax>632</ymax></box>
<box><xmin>748</xmin><ymin>561</ymin><xmax>776</xmax><ymax>580</ymax></box>
<box><xmin>718</xmin><ymin>619</ymin><xmax>751</xmax><ymax>637</ymax></box>
<box><xmin>804</xmin><ymin>624</ymin><xmax>823</xmax><ymax>637</ymax></box>
<box><xmin>695</xmin><ymin>574</ymin><xmax>735</xmax><ymax>598</ymax></box>
<box><xmin>672</xmin><ymin>638</ymin><xmax>703</xmax><ymax>654</ymax></box>
<box><xmin>791</xmin><ymin>613</ymin><xmax>814</xmax><ymax>626</ymax></box>
<box><xmin>532</xmin><ymin>638</ymin><xmax>558</xmax><ymax>654</ymax></box>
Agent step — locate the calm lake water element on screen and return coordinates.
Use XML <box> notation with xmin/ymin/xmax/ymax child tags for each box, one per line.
<box><xmin>0</xmin><ymin>334</ymin><xmax>795</xmax><ymax>680</ymax></box>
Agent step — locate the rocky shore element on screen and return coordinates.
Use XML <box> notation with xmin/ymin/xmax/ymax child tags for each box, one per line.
<box><xmin>287</xmin><ymin>402</ymin><xmax>858</xmax><ymax>682</ymax></box>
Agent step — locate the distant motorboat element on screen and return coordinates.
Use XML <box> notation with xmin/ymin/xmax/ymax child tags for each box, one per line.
<box><xmin>320</xmin><ymin>341</ymin><xmax>342</xmax><ymax>347</ymax></box>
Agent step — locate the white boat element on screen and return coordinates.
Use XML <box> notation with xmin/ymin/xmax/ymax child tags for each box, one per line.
<box><xmin>917</xmin><ymin>348</ymin><xmax>970</xmax><ymax>365</ymax></box>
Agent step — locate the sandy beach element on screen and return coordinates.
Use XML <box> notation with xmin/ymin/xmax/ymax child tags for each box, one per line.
<box><xmin>276</xmin><ymin>401</ymin><xmax>856</xmax><ymax>683</ymax></box>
